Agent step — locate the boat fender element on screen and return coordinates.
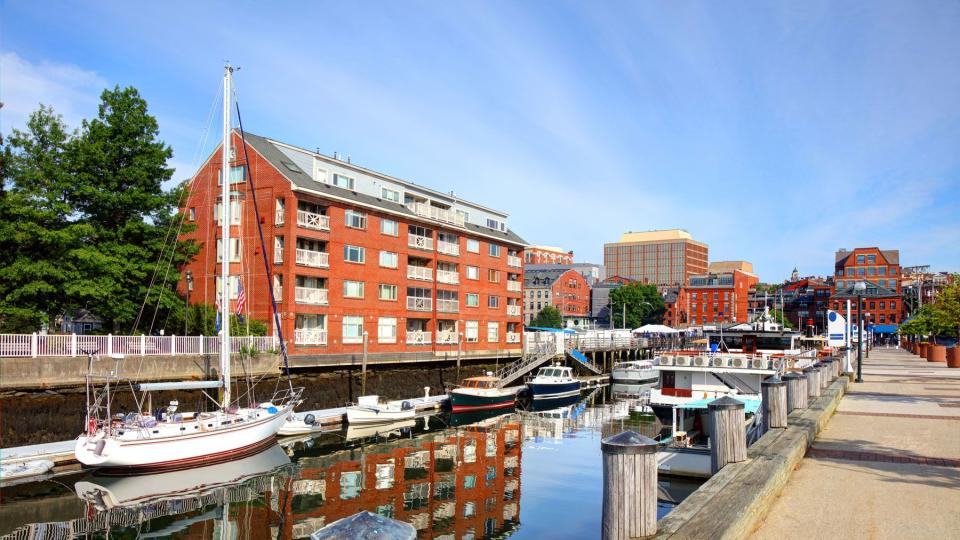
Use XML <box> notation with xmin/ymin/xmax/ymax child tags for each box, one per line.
<box><xmin>94</xmin><ymin>439</ymin><xmax>106</xmax><ymax>457</ymax></box>
<box><xmin>304</xmin><ymin>414</ymin><xmax>316</xmax><ymax>425</ymax></box>
<box><xmin>267</xmin><ymin>406</ymin><xmax>278</xmax><ymax>414</ymax></box>
<box><xmin>401</xmin><ymin>401</ymin><xmax>414</xmax><ymax>411</ymax></box>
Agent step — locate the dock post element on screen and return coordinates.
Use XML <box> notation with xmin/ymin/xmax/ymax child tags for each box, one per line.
<box><xmin>361</xmin><ymin>331</ymin><xmax>368</xmax><ymax>396</ymax></box>
<box><xmin>782</xmin><ymin>372</ymin><xmax>806</xmax><ymax>411</ymax></box>
<box><xmin>708</xmin><ymin>396</ymin><xmax>747</xmax><ymax>474</ymax></box>
<box><xmin>803</xmin><ymin>366</ymin><xmax>820</xmax><ymax>400</ymax></box>
<box><xmin>761</xmin><ymin>376</ymin><xmax>787</xmax><ymax>431</ymax></box>
<box><xmin>601</xmin><ymin>431</ymin><xmax>659</xmax><ymax>540</ymax></box>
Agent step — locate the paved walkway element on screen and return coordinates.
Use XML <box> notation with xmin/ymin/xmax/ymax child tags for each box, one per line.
<box><xmin>752</xmin><ymin>348</ymin><xmax>960</xmax><ymax>540</ymax></box>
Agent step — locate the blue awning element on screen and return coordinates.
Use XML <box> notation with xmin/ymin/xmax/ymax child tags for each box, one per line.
<box><xmin>525</xmin><ymin>326</ymin><xmax>576</xmax><ymax>334</ymax></box>
<box><xmin>677</xmin><ymin>396</ymin><xmax>761</xmax><ymax>415</ymax></box>
<box><xmin>871</xmin><ymin>324</ymin><xmax>898</xmax><ymax>333</ymax></box>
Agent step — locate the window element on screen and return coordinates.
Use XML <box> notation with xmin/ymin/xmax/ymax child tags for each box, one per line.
<box><xmin>488</xmin><ymin>244</ymin><xmax>501</xmax><ymax>257</ymax></box>
<box><xmin>344</xmin><ymin>280</ymin><xmax>365</xmax><ymax>298</ymax></box>
<box><xmin>467</xmin><ymin>239</ymin><xmax>480</xmax><ymax>253</ymax></box>
<box><xmin>214</xmin><ymin>200</ymin><xmax>241</xmax><ymax>225</ymax></box>
<box><xmin>488</xmin><ymin>269</ymin><xmax>501</xmax><ymax>283</ymax></box>
<box><xmin>487</xmin><ymin>322</ymin><xmax>499</xmax><ymax>342</ymax></box>
<box><xmin>466</xmin><ymin>293</ymin><xmax>479</xmax><ymax>307</ymax></box>
<box><xmin>867</xmin><ymin>267</ymin><xmax>876</xmax><ymax>276</ymax></box>
<box><xmin>342</xmin><ymin>316</ymin><xmax>363</xmax><ymax>344</ymax></box>
<box><xmin>867</xmin><ymin>254</ymin><xmax>876</xmax><ymax>263</ymax></box>
<box><xmin>344</xmin><ymin>245</ymin><xmax>365</xmax><ymax>263</ymax></box>
<box><xmin>691</xmin><ymin>292</ymin><xmax>697</xmax><ymax>299</ymax></box>
<box><xmin>381</xmin><ymin>187</ymin><xmax>401</xmax><ymax>202</ymax></box>
<box><xmin>345</xmin><ymin>209</ymin><xmax>367</xmax><ymax>229</ymax></box>
<box><xmin>218</xmin><ymin>166</ymin><xmax>246</xmax><ymax>185</ymax></box>
<box><xmin>837</xmin><ymin>280</ymin><xmax>844</xmax><ymax>289</ymax></box>
<box><xmin>332</xmin><ymin>173</ymin><xmax>355</xmax><ymax>189</ymax></box>
<box><xmin>216</xmin><ymin>238</ymin><xmax>241</xmax><ymax>262</ymax></box>
<box><xmin>465</xmin><ymin>321</ymin><xmax>479</xmax><ymax>342</ymax></box>
<box><xmin>188</xmin><ymin>207</ymin><xmax>196</xmax><ymax>221</ymax></box>
<box><xmin>379</xmin><ymin>284</ymin><xmax>398</xmax><ymax>301</ymax></box>
<box><xmin>486</xmin><ymin>218</ymin><xmax>504</xmax><ymax>231</ymax></box>
<box><xmin>879</xmin><ymin>301</ymin><xmax>886</xmax><ymax>309</ymax></box>
<box><xmin>312</xmin><ymin>158</ymin><xmax>326</xmax><ymax>182</ymax></box>
<box><xmin>879</xmin><ymin>267</ymin><xmax>887</xmax><ymax>275</ymax></box>
<box><xmin>877</xmin><ymin>280</ymin><xmax>885</xmax><ymax>288</ymax></box>
<box><xmin>837</xmin><ymin>269</ymin><xmax>844</xmax><ymax>276</ymax></box>
<box><xmin>379</xmin><ymin>251</ymin><xmax>398</xmax><ymax>268</ymax></box>
<box><xmin>467</xmin><ymin>266</ymin><xmax>480</xmax><ymax>280</ymax></box>
<box><xmin>488</xmin><ymin>295</ymin><xmax>500</xmax><ymax>308</ymax></box>
<box><xmin>856</xmin><ymin>255</ymin><xmax>865</xmax><ymax>264</ymax></box>
<box><xmin>380</xmin><ymin>217</ymin><xmax>398</xmax><ymax>236</ymax></box>
<box><xmin>869</xmin><ymin>301</ymin><xmax>876</xmax><ymax>310</ymax></box>
<box><xmin>890</xmin><ymin>301</ymin><xmax>896</xmax><ymax>311</ymax></box>
<box><xmin>378</xmin><ymin>317</ymin><xmax>397</xmax><ymax>343</ymax></box>
<box><xmin>857</xmin><ymin>268</ymin><xmax>865</xmax><ymax>276</ymax></box>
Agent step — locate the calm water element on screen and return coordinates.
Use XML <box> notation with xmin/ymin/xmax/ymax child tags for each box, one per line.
<box><xmin>0</xmin><ymin>387</ymin><xmax>700</xmax><ymax>539</ymax></box>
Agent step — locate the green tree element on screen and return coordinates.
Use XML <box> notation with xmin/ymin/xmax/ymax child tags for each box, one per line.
<box><xmin>530</xmin><ymin>305</ymin><xmax>563</xmax><ymax>329</ymax></box>
<box><xmin>769</xmin><ymin>309</ymin><xmax>794</xmax><ymax>330</ymax></box>
<box><xmin>609</xmin><ymin>283</ymin><xmax>666</xmax><ymax>329</ymax></box>
<box><xmin>930</xmin><ymin>275</ymin><xmax>960</xmax><ymax>341</ymax></box>
<box><xmin>164</xmin><ymin>303</ymin><xmax>268</xmax><ymax>336</ymax></box>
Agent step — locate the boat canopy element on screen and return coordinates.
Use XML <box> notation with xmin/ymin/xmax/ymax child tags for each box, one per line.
<box><xmin>137</xmin><ymin>381</ymin><xmax>224</xmax><ymax>391</ymax></box>
<box><xmin>632</xmin><ymin>324</ymin><xmax>678</xmax><ymax>334</ymax></box>
<box><xmin>525</xmin><ymin>326</ymin><xmax>576</xmax><ymax>334</ymax></box>
<box><xmin>677</xmin><ymin>396</ymin><xmax>761</xmax><ymax>415</ymax></box>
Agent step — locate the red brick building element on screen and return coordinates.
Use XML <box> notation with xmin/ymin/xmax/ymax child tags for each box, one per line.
<box><xmin>830</xmin><ymin>247</ymin><xmax>902</xmax><ymax>331</ymax></box>
<box><xmin>180</xmin><ymin>131</ymin><xmax>526</xmax><ymax>360</ymax></box>
<box><xmin>523</xmin><ymin>268</ymin><xmax>590</xmax><ymax>326</ymax></box>
<box><xmin>662</xmin><ymin>286</ymin><xmax>689</xmax><ymax>327</ymax></box>
<box><xmin>524</xmin><ymin>245</ymin><xmax>574</xmax><ymax>265</ymax></box>
<box><xmin>684</xmin><ymin>269</ymin><xmax>759</xmax><ymax>325</ymax></box>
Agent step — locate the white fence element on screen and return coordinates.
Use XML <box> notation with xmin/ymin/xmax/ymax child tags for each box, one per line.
<box><xmin>0</xmin><ymin>333</ymin><xmax>279</xmax><ymax>358</ymax></box>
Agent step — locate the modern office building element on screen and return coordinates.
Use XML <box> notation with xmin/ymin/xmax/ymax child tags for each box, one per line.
<box><xmin>603</xmin><ymin>229</ymin><xmax>708</xmax><ymax>289</ymax></box>
<box><xmin>180</xmin><ymin>131</ymin><xmax>526</xmax><ymax>360</ymax></box>
<box><xmin>524</xmin><ymin>245</ymin><xmax>574</xmax><ymax>265</ymax></box>
<box><xmin>523</xmin><ymin>268</ymin><xmax>590</xmax><ymax>327</ymax></box>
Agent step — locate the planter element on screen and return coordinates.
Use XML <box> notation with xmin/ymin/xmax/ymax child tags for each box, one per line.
<box><xmin>919</xmin><ymin>343</ymin><xmax>928</xmax><ymax>358</ymax></box>
<box><xmin>927</xmin><ymin>345</ymin><xmax>946</xmax><ymax>363</ymax></box>
<box><xmin>947</xmin><ymin>347</ymin><xmax>960</xmax><ymax>369</ymax></box>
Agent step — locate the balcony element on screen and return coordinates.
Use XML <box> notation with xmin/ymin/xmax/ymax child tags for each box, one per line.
<box><xmin>407</xmin><ymin>266</ymin><xmax>433</xmax><ymax>281</ymax></box>
<box><xmin>436</xmin><ymin>269</ymin><xmax>459</xmax><ymax>285</ymax></box>
<box><xmin>407</xmin><ymin>297</ymin><xmax>433</xmax><ymax>312</ymax></box>
<box><xmin>406</xmin><ymin>330</ymin><xmax>432</xmax><ymax>345</ymax></box>
<box><xmin>407</xmin><ymin>201</ymin><xmax>466</xmax><ymax>227</ymax></box>
<box><xmin>507</xmin><ymin>255</ymin><xmax>521</xmax><ymax>268</ymax></box>
<box><xmin>506</xmin><ymin>281</ymin><xmax>522</xmax><ymax>293</ymax></box>
<box><xmin>437</xmin><ymin>299</ymin><xmax>459</xmax><ymax>313</ymax></box>
<box><xmin>296</xmin><ymin>249</ymin><xmax>329</xmax><ymax>269</ymax></box>
<box><xmin>437</xmin><ymin>240</ymin><xmax>460</xmax><ymax>256</ymax></box>
<box><xmin>408</xmin><ymin>233</ymin><xmax>434</xmax><ymax>251</ymax></box>
<box><xmin>506</xmin><ymin>305</ymin><xmax>521</xmax><ymax>317</ymax></box>
<box><xmin>297</xmin><ymin>210</ymin><xmax>330</xmax><ymax>232</ymax></box>
<box><xmin>295</xmin><ymin>287</ymin><xmax>328</xmax><ymax>305</ymax></box>
<box><xmin>436</xmin><ymin>331</ymin><xmax>458</xmax><ymax>345</ymax></box>
<box><xmin>506</xmin><ymin>332</ymin><xmax>520</xmax><ymax>344</ymax></box>
<box><xmin>295</xmin><ymin>328</ymin><xmax>327</xmax><ymax>346</ymax></box>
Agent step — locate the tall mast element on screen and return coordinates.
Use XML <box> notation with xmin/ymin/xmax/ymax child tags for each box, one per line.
<box><xmin>220</xmin><ymin>64</ymin><xmax>233</xmax><ymax>409</ymax></box>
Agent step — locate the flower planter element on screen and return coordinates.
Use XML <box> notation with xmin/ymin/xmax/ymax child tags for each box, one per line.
<box><xmin>919</xmin><ymin>343</ymin><xmax>928</xmax><ymax>358</ymax></box>
<box><xmin>927</xmin><ymin>345</ymin><xmax>946</xmax><ymax>363</ymax></box>
<box><xmin>947</xmin><ymin>347</ymin><xmax>960</xmax><ymax>369</ymax></box>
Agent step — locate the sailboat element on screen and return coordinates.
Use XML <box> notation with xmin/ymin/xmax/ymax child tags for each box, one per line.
<box><xmin>74</xmin><ymin>65</ymin><xmax>302</xmax><ymax>472</ymax></box>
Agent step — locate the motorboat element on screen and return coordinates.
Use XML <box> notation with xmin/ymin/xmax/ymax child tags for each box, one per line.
<box><xmin>449</xmin><ymin>375</ymin><xmax>516</xmax><ymax>413</ymax></box>
<box><xmin>611</xmin><ymin>359</ymin><xmax>658</xmax><ymax>384</ymax></box>
<box><xmin>346</xmin><ymin>395</ymin><xmax>415</xmax><ymax>425</ymax></box>
<box><xmin>526</xmin><ymin>364</ymin><xmax>581</xmax><ymax>400</ymax></box>
<box><xmin>0</xmin><ymin>459</ymin><xmax>54</xmax><ymax>481</ymax></box>
<box><xmin>345</xmin><ymin>419</ymin><xmax>415</xmax><ymax>441</ymax></box>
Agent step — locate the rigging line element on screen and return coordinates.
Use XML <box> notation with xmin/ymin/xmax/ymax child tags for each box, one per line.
<box><xmin>235</xmin><ymin>100</ymin><xmax>294</xmax><ymax>395</ymax></box>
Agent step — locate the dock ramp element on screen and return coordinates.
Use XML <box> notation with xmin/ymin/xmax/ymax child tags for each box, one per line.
<box><xmin>495</xmin><ymin>348</ymin><xmax>560</xmax><ymax>387</ymax></box>
<box><xmin>567</xmin><ymin>348</ymin><xmax>603</xmax><ymax>375</ymax></box>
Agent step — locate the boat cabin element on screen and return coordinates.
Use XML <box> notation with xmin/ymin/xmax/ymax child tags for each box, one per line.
<box><xmin>533</xmin><ymin>366</ymin><xmax>574</xmax><ymax>380</ymax></box>
<box><xmin>654</xmin><ymin>354</ymin><xmax>778</xmax><ymax>401</ymax></box>
<box><xmin>706</xmin><ymin>330</ymin><xmax>803</xmax><ymax>354</ymax></box>
<box><xmin>460</xmin><ymin>376</ymin><xmax>500</xmax><ymax>389</ymax></box>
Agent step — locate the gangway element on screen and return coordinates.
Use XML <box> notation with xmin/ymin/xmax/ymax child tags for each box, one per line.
<box><xmin>495</xmin><ymin>348</ymin><xmax>560</xmax><ymax>388</ymax></box>
<box><xmin>567</xmin><ymin>348</ymin><xmax>603</xmax><ymax>375</ymax></box>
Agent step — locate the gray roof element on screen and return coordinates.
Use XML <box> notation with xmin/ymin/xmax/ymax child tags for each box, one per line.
<box><xmin>831</xmin><ymin>280</ymin><xmax>899</xmax><ymax>299</ymax></box>
<box><xmin>835</xmin><ymin>248</ymin><xmax>900</xmax><ymax>266</ymax></box>
<box><xmin>523</xmin><ymin>268</ymin><xmax>573</xmax><ymax>288</ymax></box>
<box><xmin>241</xmin><ymin>131</ymin><xmax>528</xmax><ymax>247</ymax></box>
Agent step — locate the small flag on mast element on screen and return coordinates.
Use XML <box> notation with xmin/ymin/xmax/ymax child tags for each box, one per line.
<box><xmin>215</xmin><ymin>294</ymin><xmax>222</xmax><ymax>333</ymax></box>
<box><xmin>236</xmin><ymin>281</ymin><xmax>247</xmax><ymax>323</ymax></box>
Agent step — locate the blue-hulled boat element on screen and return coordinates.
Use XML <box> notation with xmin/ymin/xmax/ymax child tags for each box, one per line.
<box><xmin>527</xmin><ymin>365</ymin><xmax>581</xmax><ymax>400</ymax></box>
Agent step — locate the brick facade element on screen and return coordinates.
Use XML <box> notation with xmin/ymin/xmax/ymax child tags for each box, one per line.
<box><xmin>830</xmin><ymin>247</ymin><xmax>902</xmax><ymax>327</ymax></box>
<box><xmin>684</xmin><ymin>269</ymin><xmax>759</xmax><ymax>325</ymax></box>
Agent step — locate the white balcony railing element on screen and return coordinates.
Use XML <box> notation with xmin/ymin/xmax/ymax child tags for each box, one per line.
<box><xmin>437</xmin><ymin>240</ymin><xmax>460</xmax><ymax>256</ymax></box>
<box><xmin>406</xmin><ymin>297</ymin><xmax>433</xmax><ymax>311</ymax></box>
<box><xmin>295</xmin><ymin>287</ymin><xmax>328</xmax><ymax>305</ymax></box>
<box><xmin>437</xmin><ymin>299</ymin><xmax>459</xmax><ymax>313</ymax></box>
<box><xmin>297</xmin><ymin>210</ymin><xmax>330</xmax><ymax>232</ymax></box>
<box><xmin>507</xmin><ymin>255</ymin><xmax>521</xmax><ymax>268</ymax></box>
<box><xmin>296</xmin><ymin>249</ymin><xmax>329</xmax><ymax>268</ymax></box>
<box><xmin>407</xmin><ymin>266</ymin><xmax>433</xmax><ymax>281</ymax></box>
<box><xmin>275</xmin><ymin>207</ymin><xmax>284</xmax><ymax>226</ymax></box>
<box><xmin>506</xmin><ymin>281</ymin><xmax>522</xmax><ymax>292</ymax></box>
<box><xmin>436</xmin><ymin>331</ymin><xmax>458</xmax><ymax>345</ymax></box>
<box><xmin>506</xmin><ymin>332</ymin><xmax>521</xmax><ymax>344</ymax></box>
<box><xmin>406</xmin><ymin>202</ymin><xmax>466</xmax><ymax>227</ymax></box>
<box><xmin>406</xmin><ymin>330</ymin><xmax>432</xmax><ymax>345</ymax></box>
<box><xmin>295</xmin><ymin>328</ymin><xmax>327</xmax><ymax>346</ymax></box>
<box><xmin>408</xmin><ymin>233</ymin><xmax>434</xmax><ymax>251</ymax></box>
<box><xmin>506</xmin><ymin>305</ymin><xmax>521</xmax><ymax>317</ymax></box>
<box><xmin>436</xmin><ymin>269</ymin><xmax>459</xmax><ymax>284</ymax></box>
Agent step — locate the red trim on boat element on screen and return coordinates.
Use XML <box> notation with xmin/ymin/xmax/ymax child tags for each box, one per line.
<box><xmin>451</xmin><ymin>401</ymin><xmax>515</xmax><ymax>413</ymax></box>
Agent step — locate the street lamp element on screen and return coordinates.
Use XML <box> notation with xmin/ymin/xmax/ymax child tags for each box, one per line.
<box><xmin>185</xmin><ymin>271</ymin><xmax>194</xmax><ymax>336</ymax></box>
<box><xmin>854</xmin><ymin>281</ymin><xmax>866</xmax><ymax>383</ymax></box>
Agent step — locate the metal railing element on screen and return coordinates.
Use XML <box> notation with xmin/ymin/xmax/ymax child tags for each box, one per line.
<box><xmin>407</xmin><ymin>266</ymin><xmax>433</xmax><ymax>281</ymax></box>
<box><xmin>406</xmin><ymin>330</ymin><xmax>432</xmax><ymax>345</ymax></box>
<box><xmin>436</xmin><ymin>269</ymin><xmax>459</xmax><ymax>284</ymax></box>
<box><xmin>436</xmin><ymin>331</ymin><xmax>458</xmax><ymax>344</ymax></box>
<box><xmin>406</xmin><ymin>201</ymin><xmax>466</xmax><ymax>227</ymax></box>
<box><xmin>506</xmin><ymin>281</ymin><xmax>522</xmax><ymax>292</ymax></box>
<box><xmin>295</xmin><ymin>249</ymin><xmax>329</xmax><ymax>268</ymax></box>
<box><xmin>0</xmin><ymin>333</ymin><xmax>279</xmax><ymax>358</ymax></box>
<box><xmin>296</xmin><ymin>210</ymin><xmax>330</xmax><ymax>231</ymax></box>
<box><xmin>507</xmin><ymin>255</ymin><xmax>522</xmax><ymax>268</ymax></box>
<box><xmin>295</xmin><ymin>287</ymin><xmax>328</xmax><ymax>305</ymax></box>
<box><xmin>505</xmin><ymin>332</ymin><xmax>521</xmax><ymax>344</ymax></box>
<box><xmin>294</xmin><ymin>328</ymin><xmax>327</xmax><ymax>346</ymax></box>
<box><xmin>495</xmin><ymin>347</ymin><xmax>559</xmax><ymax>387</ymax></box>
<box><xmin>406</xmin><ymin>297</ymin><xmax>433</xmax><ymax>311</ymax></box>
<box><xmin>506</xmin><ymin>305</ymin><xmax>521</xmax><ymax>317</ymax></box>
<box><xmin>437</xmin><ymin>240</ymin><xmax>460</xmax><ymax>256</ymax></box>
<box><xmin>437</xmin><ymin>299</ymin><xmax>459</xmax><ymax>313</ymax></box>
<box><xmin>408</xmin><ymin>233</ymin><xmax>434</xmax><ymax>251</ymax></box>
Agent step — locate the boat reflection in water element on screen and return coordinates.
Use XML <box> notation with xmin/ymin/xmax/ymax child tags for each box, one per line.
<box><xmin>1</xmin><ymin>388</ymin><xmax>702</xmax><ymax>540</ymax></box>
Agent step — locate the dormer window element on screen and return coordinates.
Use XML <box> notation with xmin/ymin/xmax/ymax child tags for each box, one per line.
<box><xmin>312</xmin><ymin>158</ymin><xmax>327</xmax><ymax>183</ymax></box>
<box><xmin>381</xmin><ymin>187</ymin><xmax>401</xmax><ymax>202</ymax></box>
<box><xmin>332</xmin><ymin>173</ymin><xmax>355</xmax><ymax>190</ymax></box>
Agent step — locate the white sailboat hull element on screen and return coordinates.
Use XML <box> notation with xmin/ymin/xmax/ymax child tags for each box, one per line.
<box><xmin>346</xmin><ymin>405</ymin><xmax>415</xmax><ymax>425</ymax></box>
<box><xmin>75</xmin><ymin>405</ymin><xmax>292</xmax><ymax>472</ymax></box>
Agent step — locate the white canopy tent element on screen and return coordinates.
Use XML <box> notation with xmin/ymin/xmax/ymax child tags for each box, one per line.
<box><xmin>632</xmin><ymin>324</ymin><xmax>679</xmax><ymax>334</ymax></box>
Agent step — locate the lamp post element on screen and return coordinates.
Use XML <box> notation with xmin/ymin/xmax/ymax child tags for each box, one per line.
<box><xmin>865</xmin><ymin>313</ymin><xmax>872</xmax><ymax>359</ymax></box>
<box><xmin>185</xmin><ymin>270</ymin><xmax>194</xmax><ymax>336</ymax></box>
<box><xmin>854</xmin><ymin>281</ymin><xmax>866</xmax><ymax>383</ymax></box>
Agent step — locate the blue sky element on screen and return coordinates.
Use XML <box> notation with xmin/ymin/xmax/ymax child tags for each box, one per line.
<box><xmin>2</xmin><ymin>0</ymin><xmax>958</xmax><ymax>281</ymax></box>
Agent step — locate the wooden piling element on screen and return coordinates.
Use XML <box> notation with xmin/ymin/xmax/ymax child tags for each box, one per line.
<box><xmin>601</xmin><ymin>430</ymin><xmax>659</xmax><ymax>540</ymax></box>
<box><xmin>782</xmin><ymin>372</ymin><xmax>806</xmax><ymax>411</ymax></box>
<box><xmin>708</xmin><ymin>396</ymin><xmax>747</xmax><ymax>474</ymax></box>
<box><xmin>803</xmin><ymin>366</ymin><xmax>820</xmax><ymax>400</ymax></box>
<box><xmin>761</xmin><ymin>376</ymin><xmax>787</xmax><ymax>431</ymax></box>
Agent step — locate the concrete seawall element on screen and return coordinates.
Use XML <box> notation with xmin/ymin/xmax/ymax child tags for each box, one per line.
<box><xmin>0</xmin><ymin>354</ymin><xmax>280</xmax><ymax>390</ymax></box>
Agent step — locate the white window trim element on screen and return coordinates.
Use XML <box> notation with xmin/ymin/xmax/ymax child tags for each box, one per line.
<box><xmin>379</xmin><ymin>251</ymin><xmax>399</xmax><ymax>269</ymax></box>
<box><xmin>344</xmin><ymin>280</ymin><xmax>365</xmax><ymax>298</ymax></box>
<box><xmin>342</xmin><ymin>316</ymin><xmax>363</xmax><ymax>344</ymax></box>
<box><xmin>380</xmin><ymin>218</ymin><xmax>399</xmax><ymax>237</ymax></box>
<box><xmin>379</xmin><ymin>284</ymin><xmax>398</xmax><ymax>301</ymax></box>
<box><xmin>344</xmin><ymin>245</ymin><xmax>366</xmax><ymax>264</ymax></box>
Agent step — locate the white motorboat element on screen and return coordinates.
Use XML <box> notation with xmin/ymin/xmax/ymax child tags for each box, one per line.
<box><xmin>0</xmin><ymin>459</ymin><xmax>54</xmax><ymax>481</ymax></box>
<box><xmin>279</xmin><ymin>410</ymin><xmax>336</xmax><ymax>436</ymax></box>
<box><xmin>611</xmin><ymin>359</ymin><xmax>658</xmax><ymax>384</ymax></box>
<box><xmin>345</xmin><ymin>419</ymin><xmax>416</xmax><ymax>441</ymax></box>
<box><xmin>346</xmin><ymin>395</ymin><xmax>415</xmax><ymax>425</ymax></box>
<box><xmin>74</xmin><ymin>66</ymin><xmax>302</xmax><ymax>472</ymax></box>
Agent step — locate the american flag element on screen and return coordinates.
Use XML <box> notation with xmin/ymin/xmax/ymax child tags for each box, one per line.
<box><xmin>215</xmin><ymin>293</ymin><xmax>222</xmax><ymax>332</ymax></box>
<box><xmin>236</xmin><ymin>281</ymin><xmax>247</xmax><ymax>317</ymax></box>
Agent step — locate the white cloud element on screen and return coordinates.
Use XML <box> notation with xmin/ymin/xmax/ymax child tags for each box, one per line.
<box><xmin>0</xmin><ymin>52</ymin><xmax>107</xmax><ymax>134</ymax></box>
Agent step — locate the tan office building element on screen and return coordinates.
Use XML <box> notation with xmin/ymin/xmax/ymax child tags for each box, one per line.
<box><xmin>603</xmin><ymin>229</ymin><xmax>708</xmax><ymax>288</ymax></box>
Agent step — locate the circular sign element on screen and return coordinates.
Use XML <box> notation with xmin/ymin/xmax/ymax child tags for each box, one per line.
<box><xmin>828</xmin><ymin>312</ymin><xmax>837</xmax><ymax>322</ymax></box>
